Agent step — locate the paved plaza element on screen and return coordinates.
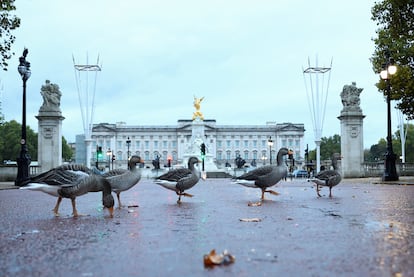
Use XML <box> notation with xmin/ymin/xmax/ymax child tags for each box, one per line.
<box><xmin>0</xmin><ymin>177</ymin><xmax>413</xmax><ymax>276</ymax></box>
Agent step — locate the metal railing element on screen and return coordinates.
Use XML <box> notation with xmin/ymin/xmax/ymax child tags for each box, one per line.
<box><xmin>363</xmin><ymin>162</ymin><xmax>414</xmax><ymax>177</ymax></box>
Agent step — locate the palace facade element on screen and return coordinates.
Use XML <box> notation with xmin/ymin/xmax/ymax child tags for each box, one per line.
<box><xmin>83</xmin><ymin>120</ymin><xmax>305</xmax><ymax>169</ymax></box>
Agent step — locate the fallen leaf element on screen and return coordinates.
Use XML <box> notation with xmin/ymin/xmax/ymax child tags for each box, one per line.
<box><xmin>239</xmin><ymin>218</ymin><xmax>262</xmax><ymax>222</ymax></box>
<box><xmin>248</xmin><ymin>201</ymin><xmax>262</xmax><ymax>207</ymax></box>
<box><xmin>204</xmin><ymin>249</ymin><xmax>235</xmax><ymax>267</ymax></box>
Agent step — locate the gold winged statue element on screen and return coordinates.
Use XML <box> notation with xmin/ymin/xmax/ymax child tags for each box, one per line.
<box><xmin>192</xmin><ymin>96</ymin><xmax>204</xmax><ymax>120</ymax></box>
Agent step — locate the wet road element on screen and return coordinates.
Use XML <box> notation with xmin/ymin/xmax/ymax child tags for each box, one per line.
<box><xmin>1</xmin><ymin>178</ymin><xmax>413</xmax><ymax>276</ymax></box>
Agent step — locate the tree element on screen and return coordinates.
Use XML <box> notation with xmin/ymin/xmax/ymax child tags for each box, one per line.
<box><xmin>320</xmin><ymin>134</ymin><xmax>341</xmax><ymax>160</ymax></box>
<box><xmin>0</xmin><ymin>0</ymin><xmax>21</xmax><ymax>71</ymax></box>
<box><xmin>371</xmin><ymin>0</ymin><xmax>414</xmax><ymax>119</ymax></box>
<box><xmin>394</xmin><ymin>123</ymin><xmax>414</xmax><ymax>163</ymax></box>
<box><xmin>0</xmin><ymin>120</ymin><xmax>37</xmax><ymax>162</ymax></box>
<box><xmin>62</xmin><ymin>136</ymin><xmax>73</xmax><ymax>162</ymax></box>
<box><xmin>365</xmin><ymin>138</ymin><xmax>387</xmax><ymax>162</ymax></box>
<box><xmin>307</xmin><ymin>134</ymin><xmax>341</xmax><ymax>162</ymax></box>
<box><xmin>364</xmin><ymin>123</ymin><xmax>413</xmax><ymax>163</ymax></box>
<box><xmin>0</xmin><ymin>120</ymin><xmax>74</xmax><ymax>163</ymax></box>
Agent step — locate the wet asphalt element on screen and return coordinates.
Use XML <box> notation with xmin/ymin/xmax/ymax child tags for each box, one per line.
<box><xmin>0</xmin><ymin>177</ymin><xmax>413</xmax><ymax>277</ymax></box>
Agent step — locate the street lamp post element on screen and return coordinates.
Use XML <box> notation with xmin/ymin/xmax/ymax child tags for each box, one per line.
<box><xmin>126</xmin><ymin>136</ymin><xmax>131</xmax><ymax>169</ymax></box>
<box><xmin>261</xmin><ymin>155</ymin><xmax>267</xmax><ymax>165</ymax></box>
<box><xmin>15</xmin><ymin>48</ymin><xmax>32</xmax><ymax>186</ymax></box>
<box><xmin>267</xmin><ymin>136</ymin><xmax>273</xmax><ymax>165</ymax></box>
<box><xmin>106</xmin><ymin>149</ymin><xmax>112</xmax><ymax>170</ymax></box>
<box><xmin>380</xmin><ymin>54</ymin><xmax>398</xmax><ymax>181</ymax></box>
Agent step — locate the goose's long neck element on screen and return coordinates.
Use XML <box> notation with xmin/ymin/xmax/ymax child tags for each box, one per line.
<box><xmin>101</xmin><ymin>178</ymin><xmax>112</xmax><ymax>196</ymax></box>
<box><xmin>189</xmin><ymin>163</ymin><xmax>199</xmax><ymax>174</ymax></box>
<box><xmin>129</xmin><ymin>163</ymin><xmax>139</xmax><ymax>173</ymax></box>
<box><xmin>276</xmin><ymin>152</ymin><xmax>285</xmax><ymax>166</ymax></box>
<box><xmin>332</xmin><ymin>157</ymin><xmax>338</xmax><ymax>171</ymax></box>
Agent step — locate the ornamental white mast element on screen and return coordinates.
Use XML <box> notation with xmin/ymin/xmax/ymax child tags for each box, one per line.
<box><xmin>303</xmin><ymin>56</ymin><xmax>332</xmax><ymax>173</ymax></box>
<box><xmin>73</xmin><ymin>53</ymin><xmax>101</xmax><ymax>167</ymax></box>
<box><xmin>396</xmin><ymin>109</ymin><xmax>409</xmax><ymax>165</ymax></box>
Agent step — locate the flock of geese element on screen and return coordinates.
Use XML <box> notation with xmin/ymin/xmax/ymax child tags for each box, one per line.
<box><xmin>20</xmin><ymin>148</ymin><xmax>342</xmax><ymax>218</ymax></box>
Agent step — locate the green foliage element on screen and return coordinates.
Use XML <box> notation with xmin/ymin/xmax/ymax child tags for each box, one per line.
<box><xmin>0</xmin><ymin>120</ymin><xmax>37</xmax><ymax>162</ymax></box>
<box><xmin>320</xmin><ymin>135</ymin><xmax>341</xmax><ymax>160</ymax></box>
<box><xmin>62</xmin><ymin>136</ymin><xmax>73</xmax><ymax>162</ymax></box>
<box><xmin>371</xmin><ymin>0</ymin><xmax>414</xmax><ymax>119</ymax></box>
<box><xmin>365</xmin><ymin>138</ymin><xmax>387</xmax><ymax>162</ymax></box>
<box><xmin>0</xmin><ymin>0</ymin><xmax>21</xmax><ymax>71</ymax></box>
<box><xmin>364</xmin><ymin>123</ymin><xmax>414</xmax><ymax>163</ymax></box>
<box><xmin>0</xmin><ymin>120</ymin><xmax>74</xmax><ymax>163</ymax></box>
<box><xmin>393</xmin><ymin>123</ymin><xmax>414</xmax><ymax>163</ymax></box>
<box><xmin>307</xmin><ymin>134</ymin><xmax>341</xmax><ymax>162</ymax></box>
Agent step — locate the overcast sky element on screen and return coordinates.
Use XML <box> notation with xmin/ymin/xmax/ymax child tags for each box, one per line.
<box><xmin>1</xmin><ymin>0</ymin><xmax>402</xmax><ymax>149</ymax></box>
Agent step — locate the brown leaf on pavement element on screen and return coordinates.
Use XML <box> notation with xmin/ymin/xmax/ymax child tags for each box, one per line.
<box><xmin>203</xmin><ymin>249</ymin><xmax>235</xmax><ymax>267</ymax></box>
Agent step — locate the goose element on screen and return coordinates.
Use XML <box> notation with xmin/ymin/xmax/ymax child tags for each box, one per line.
<box><xmin>101</xmin><ymin>155</ymin><xmax>144</xmax><ymax>208</ymax></box>
<box><xmin>154</xmin><ymin>156</ymin><xmax>201</xmax><ymax>204</ymax></box>
<box><xmin>308</xmin><ymin>153</ymin><xmax>342</xmax><ymax>197</ymax></box>
<box><xmin>232</xmin><ymin>147</ymin><xmax>292</xmax><ymax>201</ymax></box>
<box><xmin>20</xmin><ymin>164</ymin><xmax>114</xmax><ymax>217</ymax></box>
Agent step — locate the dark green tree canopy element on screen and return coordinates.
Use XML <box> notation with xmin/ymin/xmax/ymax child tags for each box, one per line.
<box><xmin>371</xmin><ymin>0</ymin><xmax>414</xmax><ymax>119</ymax></box>
<box><xmin>307</xmin><ymin>134</ymin><xmax>341</xmax><ymax>162</ymax></box>
<box><xmin>0</xmin><ymin>120</ymin><xmax>37</xmax><ymax>162</ymax></box>
<box><xmin>0</xmin><ymin>120</ymin><xmax>73</xmax><ymax>163</ymax></box>
<box><xmin>0</xmin><ymin>0</ymin><xmax>20</xmax><ymax>71</ymax></box>
<box><xmin>364</xmin><ymin>123</ymin><xmax>413</xmax><ymax>163</ymax></box>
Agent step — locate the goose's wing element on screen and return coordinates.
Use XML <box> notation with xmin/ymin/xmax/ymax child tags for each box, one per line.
<box><xmin>235</xmin><ymin>165</ymin><xmax>273</xmax><ymax>181</ymax></box>
<box><xmin>101</xmin><ymin>168</ymin><xmax>128</xmax><ymax>178</ymax></box>
<box><xmin>314</xmin><ymin>170</ymin><xmax>337</xmax><ymax>181</ymax></box>
<box><xmin>55</xmin><ymin>164</ymin><xmax>93</xmax><ymax>174</ymax></box>
<box><xmin>58</xmin><ymin>174</ymin><xmax>106</xmax><ymax>198</ymax></box>
<box><xmin>156</xmin><ymin>168</ymin><xmax>192</xmax><ymax>182</ymax></box>
<box><xmin>25</xmin><ymin>165</ymin><xmax>90</xmax><ymax>187</ymax></box>
<box><xmin>176</xmin><ymin>170</ymin><xmax>200</xmax><ymax>191</ymax></box>
<box><xmin>310</xmin><ymin>170</ymin><xmax>342</xmax><ymax>188</ymax></box>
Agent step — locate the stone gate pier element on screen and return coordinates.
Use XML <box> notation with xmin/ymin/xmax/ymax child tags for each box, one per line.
<box><xmin>338</xmin><ymin>82</ymin><xmax>365</xmax><ymax>177</ymax></box>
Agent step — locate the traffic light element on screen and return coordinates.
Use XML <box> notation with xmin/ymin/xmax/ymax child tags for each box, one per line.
<box><xmin>304</xmin><ymin>144</ymin><xmax>309</xmax><ymax>162</ymax></box>
<box><xmin>97</xmin><ymin>146</ymin><xmax>103</xmax><ymax>159</ymax></box>
<box><xmin>167</xmin><ymin>156</ymin><xmax>172</xmax><ymax>168</ymax></box>
<box><xmin>112</xmin><ymin>154</ymin><xmax>116</xmax><ymax>161</ymax></box>
<box><xmin>200</xmin><ymin>143</ymin><xmax>206</xmax><ymax>159</ymax></box>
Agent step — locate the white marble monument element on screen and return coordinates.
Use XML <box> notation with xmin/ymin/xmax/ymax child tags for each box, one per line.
<box><xmin>182</xmin><ymin>96</ymin><xmax>218</xmax><ymax>172</ymax></box>
<box><xmin>337</xmin><ymin>82</ymin><xmax>365</xmax><ymax>177</ymax></box>
<box><xmin>36</xmin><ymin>80</ymin><xmax>65</xmax><ymax>173</ymax></box>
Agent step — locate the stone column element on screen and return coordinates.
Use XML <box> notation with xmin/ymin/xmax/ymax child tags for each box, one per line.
<box><xmin>36</xmin><ymin>80</ymin><xmax>65</xmax><ymax>172</ymax></box>
<box><xmin>337</xmin><ymin>82</ymin><xmax>365</xmax><ymax>178</ymax></box>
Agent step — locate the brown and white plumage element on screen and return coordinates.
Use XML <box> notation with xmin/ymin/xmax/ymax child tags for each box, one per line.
<box><xmin>20</xmin><ymin>164</ymin><xmax>114</xmax><ymax>217</ymax></box>
<box><xmin>101</xmin><ymin>156</ymin><xmax>143</xmax><ymax>208</ymax></box>
<box><xmin>233</xmin><ymin>147</ymin><xmax>292</xmax><ymax>201</ymax></box>
<box><xmin>308</xmin><ymin>153</ymin><xmax>342</xmax><ymax>197</ymax></box>
<box><xmin>155</xmin><ymin>156</ymin><xmax>201</xmax><ymax>204</ymax></box>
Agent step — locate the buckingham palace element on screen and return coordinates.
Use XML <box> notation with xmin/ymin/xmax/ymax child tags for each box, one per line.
<box><xmin>77</xmin><ymin>119</ymin><xmax>306</xmax><ymax>170</ymax></box>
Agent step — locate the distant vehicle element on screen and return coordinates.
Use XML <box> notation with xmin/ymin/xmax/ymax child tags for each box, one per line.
<box><xmin>292</xmin><ymin>169</ymin><xmax>308</xmax><ymax>178</ymax></box>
